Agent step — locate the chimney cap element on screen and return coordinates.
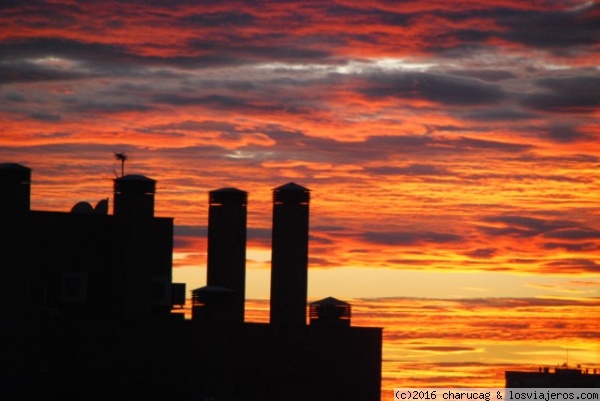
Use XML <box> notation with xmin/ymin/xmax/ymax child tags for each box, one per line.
<box><xmin>273</xmin><ymin>182</ymin><xmax>310</xmax><ymax>192</ymax></box>
<box><xmin>209</xmin><ymin>187</ymin><xmax>247</xmax><ymax>206</ymax></box>
<box><xmin>115</xmin><ymin>174</ymin><xmax>155</xmax><ymax>183</ymax></box>
<box><xmin>210</xmin><ymin>187</ymin><xmax>247</xmax><ymax>194</ymax></box>
<box><xmin>310</xmin><ymin>296</ymin><xmax>349</xmax><ymax>306</ymax></box>
<box><xmin>273</xmin><ymin>182</ymin><xmax>310</xmax><ymax>204</ymax></box>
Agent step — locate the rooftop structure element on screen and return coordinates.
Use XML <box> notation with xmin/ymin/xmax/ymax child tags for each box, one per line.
<box><xmin>0</xmin><ymin>164</ymin><xmax>182</xmax><ymax>319</ymax></box>
<box><xmin>309</xmin><ymin>297</ymin><xmax>352</xmax><ymax>328</ymax></box>
<box><xmin>0</xmin><ymin>164</ymin><xmax>382</xmax><ymax>400</ymax></box>
<box><xmin>506</xmin><ymin>366</ymin><xmax>600</xmax><ymax>388</ymax></box>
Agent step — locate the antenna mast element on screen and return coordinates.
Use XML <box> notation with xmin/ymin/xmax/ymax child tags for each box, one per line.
<box><xmin>114</xmin><ymin>152</ymin><xmax>128</xmax><ymax>177</ymax></box>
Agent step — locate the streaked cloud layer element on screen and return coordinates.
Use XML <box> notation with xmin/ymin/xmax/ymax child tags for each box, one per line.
<box><xmin>1</xmin><ymin>0</ymin><xmax>599</xmax><ymax>389</ymax></box>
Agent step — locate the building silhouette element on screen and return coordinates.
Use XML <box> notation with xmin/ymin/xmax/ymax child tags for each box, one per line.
<box><xmin>0</xmin><ymin>163</ymin><xmax>382</xmax><ymax>401</ymax></box>
<box><xmin>0</xmin><ymin>163</ymin><xmax>183</xmax><ymax>319</ymax></box>
<box><xmin>506</xmin><ymin>366</ymin><xmax>600</xmax><ymax>387</ymax></box>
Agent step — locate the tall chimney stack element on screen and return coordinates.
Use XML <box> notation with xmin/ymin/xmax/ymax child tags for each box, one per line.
<box><xmin>269</xmin><ymin>182</ymin><xmax>310</xmax><ymax>327</ymax></box>
<box><xmin>206</xmin><ymin>188</ymin><xmax>248</xmax><ymax>323</ymax></box>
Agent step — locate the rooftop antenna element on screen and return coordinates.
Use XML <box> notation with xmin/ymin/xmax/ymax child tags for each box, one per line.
<box><xmin>114</xmin><ymin>152</ymin><xmax>128</xmax><ymax>177</ymax></box>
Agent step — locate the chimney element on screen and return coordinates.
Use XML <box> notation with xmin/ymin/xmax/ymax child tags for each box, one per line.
<box><xmin>206</xmin><ymin>187</ymin><xmax>247</xmax><ymax>324</ymax></box>
<box><xmin>113</xmin><ymin>174</ymin><xmax>155</xmax><ymax>219</ymax></box>
<box><xmin>111</xmin><ymin>174</ymin><xmax>156</xmax><ymax>318</ymax></box>
<box><xmin>269</xmin><ymin>182</ymin><xmax>310</xmax><ymax>327</ymax></box>
<box><xmin>0</xmin><ymin>163</ymin><xmax>31</xmax><ymax>218</ymax></box>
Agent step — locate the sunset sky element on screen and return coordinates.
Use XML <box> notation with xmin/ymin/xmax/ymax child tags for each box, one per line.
<box><xmin>1</xmin><ymin>0</ymin><xmax>599</xmax><ymax>392</ymax></box>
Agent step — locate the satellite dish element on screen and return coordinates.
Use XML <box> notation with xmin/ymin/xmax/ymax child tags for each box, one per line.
<box><xmin>71</xmin><ymin>201</ymin><xmax>94</xmax><ymax>214</ymax></box>
<box><xmin>94</xmin><ymin>198</ymin><xmax>109</xmax><ymax>215</ymax></box>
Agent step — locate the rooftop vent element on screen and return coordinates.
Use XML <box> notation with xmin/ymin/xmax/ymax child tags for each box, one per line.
<box><xmin>309</xmin><ymin>297</ymin><xmax>351</xmax><ymax>328</ymax></box>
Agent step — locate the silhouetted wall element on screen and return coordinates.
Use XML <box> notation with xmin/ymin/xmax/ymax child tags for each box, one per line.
<box><xmin>0</xmin><ymin>318</ymin><xmax>382</xmax><ymax>401</ymax></box>
<box><xmin>270</xmin><ymin>182</ymin><xmax>310</xmax><ymax>327</ymax></box>
<box><xmin>0</xmin><ymin>212</ymin><xmax>174</xmax><ymax>319</ymax></box>
<box><xmin>206</xmin><ymin>188</ymin><xmax>247</xmax><ymax>323</ymax></box>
